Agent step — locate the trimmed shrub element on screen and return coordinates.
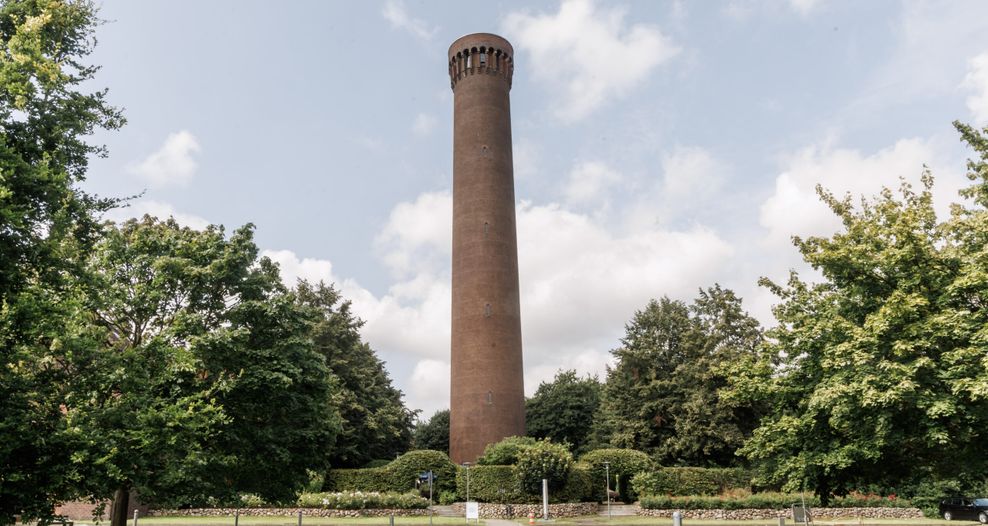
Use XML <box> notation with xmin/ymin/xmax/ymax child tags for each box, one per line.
<box><xmin>580</xmin><ymin>449</ymin><xmax>653</xmax><ymax>502</ymax></box>
<box><xmin>633</xmin><ymin>467</ymin><xmax>751</xmax><ymax>497</ymax></box>
<box><xmin>455</xmin><ymin>464</ymin><xmax>594</xmax><ymax>503</ymax></box>
<box><xmin>364</xmin><ymin>459</ymin><xmax>392</xmax><ymax>468</ymax></box>
<box><xmin>388</xmin><ymin>450</ymin><xmax>458</xmax><ymax>494</ymax></box>
<box><xmin>515</xmin><ymin>439</ymin><xmax>574</xmax><ymax>494</ymax></box>
<box><xmin>325</xmin><ymin>450</ymin><xmax>457</xmax><ymax>495</ymax></box>
<box><xmin>298</xmin><ymin>491</ymin><xmax>429</xmax><ymax>509</ymax></box>
<box><xmin>324</xmin><ymin>467</ymin><xmax>390</xmax><ymax>492</ymax></box>
<box><xmin>639</xmin><ymin>492</ymin><xmax>912</xmax><ymax>510</ymax></box>
<box><xmin>477</xmin><ymin>436</ymin><xmax>537</xmax><ymax>465</ymax></box>
<box><xmin>457</xmin><ymin>465</ymin><xmax>525</xmax><ymax>503</ymax></box>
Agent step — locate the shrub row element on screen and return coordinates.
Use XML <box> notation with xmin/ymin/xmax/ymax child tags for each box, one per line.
<box><xmin>640</xmin><ymin>492</ymin><xmax>912</xmax><ymax>510</ymax></box>
<box><xmin>580</xmin><ymin>449</ymin><xmax>653</xmax><ymax>502</ymax></box>
<box><xmin>325</xmin><ymin>450</ymin><xmax>457</xmax><ymax>495</ymax></box>
<box><xmin>454</xmin><ymin>464</ymin><xmax>595</xmax><ymax>503</ymax></box>
<box><xmin>297</xmin><ymin>492</ymin><xmax>429</xmax><ymax>510</ymax></box>
<box><xmin>633</xmin><ymin>467</ymin><xmax>752</xmax><ymax>496</ymax></box>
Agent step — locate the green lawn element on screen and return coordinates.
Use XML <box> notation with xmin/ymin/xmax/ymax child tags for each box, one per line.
<box><xmin>503</xmin><ymin>518</ymin><xmax>976</xmax><ymax>526</ymax></box>
<box><xmin>73</xmin><ymin>517</ymin><xmax>468</xmax><ymax>526</ymax></box>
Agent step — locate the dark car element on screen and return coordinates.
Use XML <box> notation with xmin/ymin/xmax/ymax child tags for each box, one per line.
<box><xmin>939</xmin><ymin>497</ymin><xmax>988</xmax><ymax>522</ymax></box>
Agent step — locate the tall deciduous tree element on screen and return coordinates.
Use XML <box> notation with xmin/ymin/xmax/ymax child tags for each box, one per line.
<box><xmin>70</xmin><ymin>218</ymin><xmax>340</xmax><ymax>525</ymax></box>
<box><xmin>526</xmin><ymin>370</ymin><xmax>601</xmax><ymax>455</ymax></box>
<box><xmin>595</xmin><ymin>286</ymin><xmax>764</xmax><ymax>466</ymax></box>
<box><xmin>726</xmin><ymin>123</ymin><xmax>988</xmax><ymax>503</ymax></box>
<box><xmin>413</xmin><ymin>409</ymin><xmax>450</xmax><ymax>453</ymax></box>
<box><xmin>0</xmin><ymin>0</ymin><xmax>124</xmax><ymax>522</ymax></box>
<box><xmin>294</xmin><ymin>282</ymin><xmax>415</xmax><ymax>469</ymax></box>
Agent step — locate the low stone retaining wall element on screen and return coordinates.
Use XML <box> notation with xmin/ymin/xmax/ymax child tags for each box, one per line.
<box><xmin>148</xmin><ymin>508</ymin><xmax>427</xmax><ymax>518</ymax></box>
<box><xmin>448</xmin><ymin>502</ymin><xmax>598</xmax><ymax>519</ymax></box>
<box><xmin>638</xmin><ymin>507</ymin><xmax>924</xmax><ymax>520</ymax></box>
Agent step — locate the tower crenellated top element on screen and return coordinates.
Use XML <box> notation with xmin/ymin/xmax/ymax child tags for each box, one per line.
<box><xmin>448</xmin><ymin>33</ymin><xmax>514</xmax><ymax>90</ymax></box>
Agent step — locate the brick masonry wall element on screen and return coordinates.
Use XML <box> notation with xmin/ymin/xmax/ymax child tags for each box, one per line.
<box><xmin>448</xmin><ymin>502</ymin><xmax>598</xmax><ymax>519</ymax></box>
<box><xmin>638</xmin><ymin>506</ymin><xmax>925</xmax><ymax>520</ymax></box>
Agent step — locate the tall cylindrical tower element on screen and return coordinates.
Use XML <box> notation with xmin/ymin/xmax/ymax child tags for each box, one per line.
<box><xmin>447</xmin><ymin>33</ymin><xmax>525</xmax><ymax>464</ymax></box>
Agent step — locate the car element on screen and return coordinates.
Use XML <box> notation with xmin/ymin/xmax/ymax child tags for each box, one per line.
<box><xmin>939</xmin><ymin>497</ymin><xmax>988</xmax><ymax>523</ymax></box>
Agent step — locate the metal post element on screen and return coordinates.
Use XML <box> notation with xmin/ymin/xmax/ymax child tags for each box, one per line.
<box><xmin>603</xmin><ymin>461</ymin><xmax>611</xmax><ymax>520</ymax></box>
<box><xmin>235</xmin><ymin>509</ymin><xmax>239</xmax><ymax>526</ymax></box>
<box><xmin>463</xmin><ymin>462</ymin><xmax>472</xmax><ymax>524</ymax></box>
<box><xmin>542</xmin><ymin>479</ymin><xmax>549</xmax><ymax>521</ymax></box>
<box><xmin>133</xmin><ymin>509</ymin><xmax>139</xmax><ymax>526</ymax></box>
<box><xmin>779</xmin><ymin>517</ymin><xmax>786</xmax><ymax>526</ymax></box>
<box><xmin>429</xmin><ymin>471</ymin><xmax>434</xmax><ymax>526</ymax></box>
<box><xmin>297</xmin><ymin>510</ymin><xmax>302</xmax><ymax>526</ymax></box>
<box><xmin>390</xmin><ymin>515</ymin><xmax>395</xmax><ymax>526</ymax></box>
<box><xmin>673</xmin><ymin>511</ymin><xmax>682</xmax><ymax>526</ymax></box>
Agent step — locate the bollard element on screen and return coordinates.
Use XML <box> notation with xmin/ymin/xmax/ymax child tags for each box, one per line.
<box><xmin>672</xmin><ymin>511</ymin><xmax>682</xmax><ymax>526</ymax></box>
<box><xmin>390</xmin><ymin>515</ymin><xmax>395</xmax><ymax>526</ymax></box>
<box><xmin>529</xmin><ymin>512</ymin><xmax>535</xmax><ymax>524</ymax></box>
<box><xmin>778</xmin><ymin>517</ymin><xmax>785</xmax><ymax>526</ymax></box>
<box><xmin>297</xmin><ymin>510</ymin><xmax>302</xmax><ymax>526</ymax></box>
<box><xmin>133</xmin><ymin>509</ymin><xmax>139</xmax><ymax>526</ymax></box>
<box><xmin>234</xmin><ymin>510</ymin><xmax>239</xmax><ymax>526</ymax></box>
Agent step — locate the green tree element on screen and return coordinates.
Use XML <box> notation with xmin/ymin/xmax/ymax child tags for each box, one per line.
<box><xmin>413</xmin><ymin>409</ymin><xmax>450</xmax><ymax>453</ymax></box>
<box><xmin>294</xmin><ymin>281</ymin><xmax>415</xmax><ymax>469</ymax></box>
<box><xmin>526</xmin><ymin>370</ymin><xmax>601</xmax><ymax>455</ymax></box>
<box><xmin>0</xmin><ymin>0</ymin><xmax>124</xmax><ymax>522</ymax></box>
<box><xmin>513</xmin><ymin>439</ymin><xmax>573</xmax><ymax>494</ymax></box>
<box><xmin>595</xmin><ymin>286</ymin><xmax>764</xmax><ymax>466</ymax></box>
<box><xmin>476</xmin><ymin>435</ymin><xmax>537</xmax><ymax>465</ymax></box>
<box><xmin>726</xmin><ymin>123</ymin><xmax>988</xmax><ymax>503</ymax></box>
<box><xmin>69</xmin><ymin>218</ymin><xmax>340</xmax><ymax>525</ymax></box>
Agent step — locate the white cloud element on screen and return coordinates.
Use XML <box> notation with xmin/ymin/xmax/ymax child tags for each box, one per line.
<box><xmin>103</xmin><ymin>199</ymin><xmax>210</xmax><ymax>230</ymax></box>
<box><xmin>375</xmin><ymin>191</ymin><xmax>452</xmax><ymax>278</ymax></box>
<box><xmin>262</xmin><ymin>249</ymin><xmax>338</xmax><ymax>287</ymax></box>
<box><xmin>661</xmin><ymin>146</ymin><xmax>725</xmax><ymax>202</ymax></box>
<box><xmin>381</xmin><ymin>0</ymin><xmax>438</xmax><ymax>41</ymax></box>
<box><xmin>409</xmin><ymin>359</ymin><xmax>451</xmax><ymax>417</ymax></box>
<box><xmin>563</xmin><ymin>161</ymin><xmax>622</xmax><ymax>206</ymax></box>
<box><xmin>128</xmin><ymin>131</ymin><xmax>200</xmax><ymax>188</ymax></box>
<box><xmin>503</xmin><ymin>0</ymin><xmax>680</xmax><ymax>121</ymax></box>
<box><xmin>963</xmin><ymin>51</ymin><xmax>988</xmax><ymax>125</ymax></box>
<box><xmin>412</xmin><ymin>113</ymin><xmax>438</xmax><ymax>137</ymax></box>
<box><xmin>759</xmin><ymin>138</ymin><xmax>962</xmax><ymax>246</ymax></box>
<box><xmin>788</xmin><ymin>0</ymin><xmax>822</xmax><ymax>17</ymax></box>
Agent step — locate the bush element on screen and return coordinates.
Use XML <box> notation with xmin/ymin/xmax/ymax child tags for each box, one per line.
<box><xmin>639</xmin><ymin>492</ymin><xmax>912</xmax><ymax>510</ymax></box>
<box><xmin>325</xmin><ymin>450</ymin><xmax>457</xmax><ymax>495</ymax></box>
<box><xmin>438</xmin><ymin>490</ymin><xmax>458</xmax><ymax>505</ymax></box>
<box><xmin>580</xmin><ymin>449</ymin><xmax>653</xmax><ymax>502</ymax></box>
<box><xmin>238</xmin><ymin>494</ymin><xmax>267</xmax><ymax>508</ymax></box>
<box><xmin>364</xmin><ymin>459</ymin><xmax>392</xmax><ymax>468</ymax></box>
<box><xmin>388</xmin><ymin>450</ymin><xmax>458</xmax><ymax>494</ymax></box>
<box><xmin>455</xmin><ymin>464</ymin><xmax>594</xmax><ymax>503</ymax></box>
<box><xmin>298</xmin><ymin>491</ymin><xmax>429</xmax><ymax>509</ymax></box>
<box><xmin>477</xmin><ymin>436</ymin><xmax>537</xmax><ymax>465</ymax></box>
<box><xmin>514</xmin><ymin>439</ymin><xmax>574</xmax><ymax>494</ymax></box>
<box><xmin>633</xmin><ymin>467</ymin><xmax>751</xmax><ymax>497</ymax></box>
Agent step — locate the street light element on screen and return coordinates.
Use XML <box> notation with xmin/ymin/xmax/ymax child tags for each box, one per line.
<box><xmin>603</xmin><ymin>461</ymin><xmax>611</xmax><ymax>520</ymax></box>
<box><xmin>463</xmin><ymin>462</ymin><xmax>472</xmax><ymax>524</ymax></box>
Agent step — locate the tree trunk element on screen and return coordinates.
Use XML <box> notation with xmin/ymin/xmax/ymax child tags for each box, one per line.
<box><xmin>110</xmin><ymin>487</ymin><xmax>130</xmax><ymax>526</ymax></box>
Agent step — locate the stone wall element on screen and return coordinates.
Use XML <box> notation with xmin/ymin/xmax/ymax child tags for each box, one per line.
<box><xmin>638</xmin><ymin>506</ymin><xmax>924</xmax><ymax>520</ymax></box>
<box><xmin>148</xmin><ymin>508</ymin><xmax>428</xmax><ymax>518</ymax></box>
<box><xmin>448</xmin><ymin>502</ymin><xmax>598</xmax><ymax>519</ymax></box>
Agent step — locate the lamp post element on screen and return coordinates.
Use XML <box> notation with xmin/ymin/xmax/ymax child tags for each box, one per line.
<box><xmin>463</xmin><ymin>462</ymin><xmax>472</xmax><ymax>524</ymax></box>
<box><xmin>603</xmin><ymin>461</ymin><xmax>611</xmax><ymax>520</ymax></box>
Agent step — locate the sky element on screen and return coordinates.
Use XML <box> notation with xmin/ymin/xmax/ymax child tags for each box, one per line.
<box><xmin>82</xmin><ymin>0</ymin><xmax>988</xmax><ymax>418</ymax></box>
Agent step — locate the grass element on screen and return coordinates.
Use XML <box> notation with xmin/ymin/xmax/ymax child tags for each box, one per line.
<box><xmin>502</xmin><ymin>518</ymin><xmax>977</xmax><ymax>526</ymax></box>
<box><xmin>73</xmin><ymin>517</ymin><xmax>469</xmax><ymax>526</ymax></box>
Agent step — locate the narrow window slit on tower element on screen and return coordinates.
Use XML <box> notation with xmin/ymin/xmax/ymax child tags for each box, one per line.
<box><xmin>483</xmin><ymin>222</ymin><xmax>489</xmax><ymax>237</ymax></box>
<box><xmin>486</xmin><ymin>391</ymin><xmax>493</xmax><ymax>405</ymax></box>
<box><xmin>484</xmin><ymin>303</ymin><xmax>492</xmax><ymax>317</ymax></box>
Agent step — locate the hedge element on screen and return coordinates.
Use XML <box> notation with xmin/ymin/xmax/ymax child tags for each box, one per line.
<box><xmin>633</xmin><ymin>467</ymin><xmax>752</xmax><ymax>496</ymax></box>
<box><xmin>325</xmin><ymin>450</ymin><xmax>456</xmax><ymax>495</ymax></box>
<box><xmin>580</xmin><ymin>449</ymin><xmax>653</xmax><ymax>502</ymax></box>
<box><xmin>298</xmin><ymin>491</ymin><xmax>429</xmax><ymax>510</ymax></box>
<box><xmin>639</xmin><ymin>492</ymin><xmax>912</xmax><ymax>510</ymax></box>
<box><xmin>454</xmin><ymin>464</ymin><xmax>595</xmax><ymax>503</ymax></box>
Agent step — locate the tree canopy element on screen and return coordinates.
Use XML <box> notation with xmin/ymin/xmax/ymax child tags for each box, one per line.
<box><xmin>726</xmin><ymin>122</ymin><xmax>988</xmax><ymax>503</ymax></box>
<box><xmin>526</xmin><ymin>369</ymin><xmax>601</xmax><ymax>455</ymax></box>
<box><xmin>413</xmin><ymin>409</ymin><xmax>450</xmax><ymax>453</ymax></box>
<box><xmin>595</xmin><ymin>286</ymin><xmax>764</xmax><ymax>466</ymax></box>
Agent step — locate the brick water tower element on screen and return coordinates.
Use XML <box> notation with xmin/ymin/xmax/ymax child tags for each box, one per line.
<box><xmin>447</xmin><ymin>33</ymin><xmax>525</xmax><ymax>464</ymax></box>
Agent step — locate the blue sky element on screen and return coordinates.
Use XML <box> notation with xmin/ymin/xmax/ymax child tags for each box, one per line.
<box><xmin>84</xmin><ymin>0</ymin><xmax>988</xmax><ymax>417</ymax></box>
